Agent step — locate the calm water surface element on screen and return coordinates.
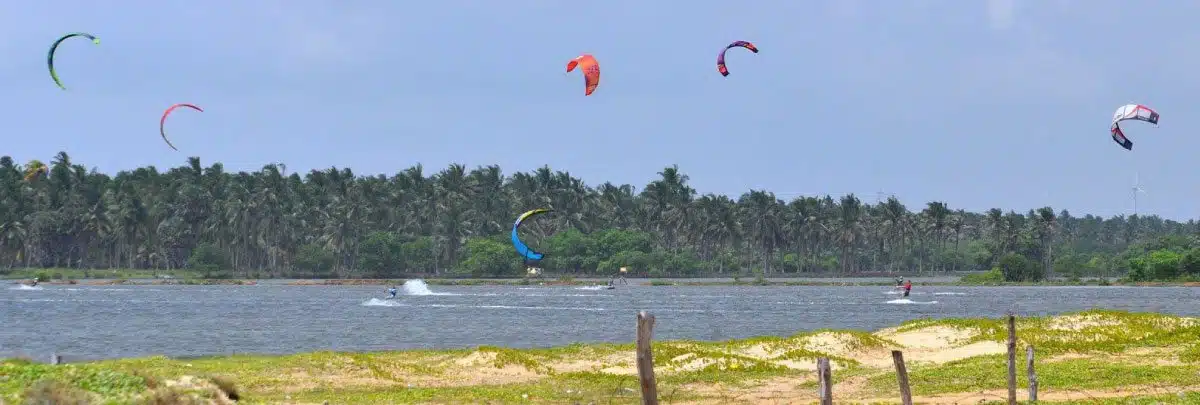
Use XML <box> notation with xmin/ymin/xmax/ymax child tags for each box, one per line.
<box><xmin>2</xmin><ymin>281</ymin><xmax>1197</xmax><ymax>361</ymax></box>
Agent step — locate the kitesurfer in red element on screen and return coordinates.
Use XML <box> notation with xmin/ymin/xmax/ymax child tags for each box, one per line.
<box><xmin>902</xmin><ymin>279</ymin><xmax>912</xmax><ymax>297</ymax></box>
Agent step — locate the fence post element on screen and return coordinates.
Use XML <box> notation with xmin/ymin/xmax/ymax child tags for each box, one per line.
<box><xmin>1027</xmin><ymin>345</ymin><xmax>1038</xmax><ymax>402</ymax></box>
<box><xmin>636</xmin><ymin>311</ymin><xmax>658</xmax><ymax>405</ymax></box>
<box><xmin>891</xmin><ymin>350</ymin><xmax>913</xmax><ymax>405</ymax></box>
<box><xmin>1007</xmin><ymin>314</ymin><xmax>1017</xmax><ymax>405</ymax></box>
<box><xmin>817</xmin><ymin>357</ymin><xmax>833</xmax><ymax>405</ymax></box>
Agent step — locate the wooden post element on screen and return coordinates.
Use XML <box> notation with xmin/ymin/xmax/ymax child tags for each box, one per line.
<box><xmin>891</xmin><ymin>350</ymin><xmax>912</xmax><ymax>405</ymax></box>
<box><xmin>1007</xmin><ymin>314</ymin><xmax>1017</xmax><ymax>405</ymax></box>
<box><xmin>1027</xmin><ymin>345</ymin><xmax>1038</xmax><ymax>402</ymax></box>
<box><xmin>817</xmin><ymin>357</ymin><xmax>833</xmax><ymax>405</ymax></box>
<box><xmin>636</xmin><ymin>311</ymin><xmax>658</xmax><ymax>405</ymax></box>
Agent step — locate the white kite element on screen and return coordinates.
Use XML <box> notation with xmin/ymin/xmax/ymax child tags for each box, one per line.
<box><xmin>1111</xmin><ymin>104</ymin><xmax>1159</xmax><ymax>150</ymax></box>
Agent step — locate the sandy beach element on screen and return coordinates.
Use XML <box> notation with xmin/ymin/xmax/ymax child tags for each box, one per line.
<box><xmin>5</xmin><ymin>310</ymin><xmax>1200</xmax><ymax>404</ymax></box>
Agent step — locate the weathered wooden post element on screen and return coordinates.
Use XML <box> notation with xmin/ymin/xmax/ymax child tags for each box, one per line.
<box><xmin>817</xmin><ymin>357</ymin><xmax>833</xmax><ymax>405</ymax></box>
<box><xmin>1007</xmin><ymin>313</ymin><xmax>1017</xmax><ymax>405</ymax></box>
<box><xmin>1027</xmin><ymin>345</ymin><xmax>1038</xmax><ymax>402</ymax></box>
<box><xmin>636</xmin><ymin>311</ymin><xmax>658</xmax><ymax>405</ymax></box>
<box><xmin>892</xmin><ymin>350</ymin><xmax>913</xmax><ymax>405</ymax></box>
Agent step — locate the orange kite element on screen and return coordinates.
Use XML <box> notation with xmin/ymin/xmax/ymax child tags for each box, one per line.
<box><xmin>566</xmin><ymin>54</ymin><xmax>600</xmax><ymax>96</ymax></box>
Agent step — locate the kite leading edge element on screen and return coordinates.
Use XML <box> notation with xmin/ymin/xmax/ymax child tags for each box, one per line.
<box><xmin>48</xmin><ymin>32</ymin><xmax>100</xmax><ymax>90</ymax></box>
<box><xmin>160</xmin><ymin>103</ymin><xmax>204</xmax><ymax>151</ymax></box>
<box><xmin>511</xmin><ymin>208</ymin><xmax>552</xmax><ymax>262</ymax></box>
<box><xmin>717</xmin><ymin>40</ymin><xmax>758</xmax><ymax>77</ymax></box>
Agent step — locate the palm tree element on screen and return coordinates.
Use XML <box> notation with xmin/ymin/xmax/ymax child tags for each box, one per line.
<box><xmin>738</xmin><ymin>190</ymin><xmax>782</xmax><ymax>275</ymax></box>
<box><xmin>835</xmin><ymin>195</ymin><xmax>864</xmax><ymax>273</ymax></box>
<box><xmin>1035</xmin><ymin>207</ymin><xmax>1058</xmax><ymax>278</ymax></box>
<box><xmin>0</xmin><ymin>152</ymin><xmax>1188</xmax><ymax>279</ymax></box>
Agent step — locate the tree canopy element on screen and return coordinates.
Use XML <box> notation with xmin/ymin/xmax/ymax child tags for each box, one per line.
<box><xmin>1</xmin><ymin>152</ymin><xmax>1195</xmax><ymax>280</ymax></box>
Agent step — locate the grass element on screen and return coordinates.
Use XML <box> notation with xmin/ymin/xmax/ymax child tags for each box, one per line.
<box><xmin>6</xmin><ymin>310</ymin><xmax>1200</xmax><ymax>404</ymax></box>
<box><xmin>889</xmin><ymin>310</ymin><xmax>1200</xmax><ymax>355</ymax></box>
<box><xmin>865</xmin><ymin>354</ymin><xmax>1200</xmax><ymax>396</ymax></box>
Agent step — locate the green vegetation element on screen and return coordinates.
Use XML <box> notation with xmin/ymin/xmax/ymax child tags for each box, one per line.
<box><xmin>5</xmin><ymin>310</ymin><xmax>1200</xmax><ymax>404</ymax></box>
<box><xmin>1121</xmin><ymin>234</ymin><xmax>1200</xmax><ymax>282</ymax></box>
<box><xmin>0</xmin><ymin>267</ymin><xmax>201</xmax><ymax>281</ymax></box>
<box><xmin>0</xmin><ymin>153</ymin><xmax>1196</xmax><ymax>280</ymax></box>
<box><xmin>868</xmin><ymin>354</ymin><xmax>1200</xmax><ymax>397</ymax></box>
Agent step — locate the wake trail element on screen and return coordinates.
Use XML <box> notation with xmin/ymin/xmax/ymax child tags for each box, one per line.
<box><xmin>400</xmin><ymin>279</ymin><xmax>458</xmax><ymax>296</ymax></box>
<box><xmin>886</xmin><ymin>299</ymin><xmax>938</xmax><ymax>305</ymax></box>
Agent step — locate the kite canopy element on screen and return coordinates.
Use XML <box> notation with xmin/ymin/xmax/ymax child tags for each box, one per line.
<box><xmin>566</xmin><ymin>54</ymin><xmax>600</xmax><ymax>96</ymax></box>
<box><xmin>511</xmin><ymin>208</ymin><xmax>552</xmax><ymax>261</ymax></box>
<box><xmin>160</xmin><ymin>103</ymin><xmax>204</xmax><ymax>151</ymax></box>
<box><xmin>717</xmin><ymin>40</ymin><xmax>758</xmax><ymax>77</ymax></box>
<box><xmin>1110</xmin><ymin>104</ymin><xmax>1159</xmax><ymax>151</ymax></box>
<box><xmin>47</xmin><ymin>32</ymin><xmax>101</xmax><ymax>90</ymax></box>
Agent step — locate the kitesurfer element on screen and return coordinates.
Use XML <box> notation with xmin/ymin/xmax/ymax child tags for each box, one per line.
<box><xmin>895</xmin><ymin>276</ymin><xmax>903</xmax><ymax>286</ymax></box>
<box><xmin>387</xmin><ymin>286</ymin><xmax>398</xmax><ymax>299</ymax></box>
<box><xmin>29</xmin><ymin>277</ymin><xmax>39</xmax><ymax>287</ymax></box>
<box><xmin>902</xmin><ymin>279</ymin><xmax>912</xmax><ymax>297</ymax></box>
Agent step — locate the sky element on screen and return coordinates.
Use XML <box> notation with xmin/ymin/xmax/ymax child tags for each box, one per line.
<box><xmin>1</xmin><ymin>0</ymin><xmax>1199</xmax><ymax>220</ymax></box>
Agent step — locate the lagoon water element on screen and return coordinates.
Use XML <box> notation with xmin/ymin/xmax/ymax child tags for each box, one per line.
<box><xmin>2</xmin><ymin>280</ymin><xmax>1197</xmax><ymax>361</ymax></box>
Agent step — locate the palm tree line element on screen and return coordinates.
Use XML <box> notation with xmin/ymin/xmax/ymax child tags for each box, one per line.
<box><xmin>0</xmin><ymin>152</ymin><xmax>1190</xmax><ymax>278</ymax></box>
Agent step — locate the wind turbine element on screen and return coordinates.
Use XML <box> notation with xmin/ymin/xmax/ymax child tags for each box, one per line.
<box><xmin>1131</xmin><ymin>172</ymin><xmax>1146</xmax><ymax>216</ymax></box>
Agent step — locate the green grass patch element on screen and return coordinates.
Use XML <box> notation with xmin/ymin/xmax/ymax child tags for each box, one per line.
<box><xmin>1045</xmin><ymin>392</ymin><xmax>1200</xmax><ymax>404</ymax></box>
<box><xmin>865</xmin><ymin>354</ymin><xmax>1200</xmax><ymax>397</ymax></box>
<box><xmin>264</xmin><ymin>371</ymin><xmax>658</xmax><ymax>405</ymax></box>
<box><xmin>0</xmin><ymin>359</ymin><xmax>152</xmax><ymax>403</ymax></box>
<box><xmin>1180</xmin><ymin>343</ymin><xmax>1200</xmax><ymax>363</ymax></box>
<box><xmin>890</xmin><ymin>309</ymin><xmax>1200</xmax><ymax>355</ymax></box>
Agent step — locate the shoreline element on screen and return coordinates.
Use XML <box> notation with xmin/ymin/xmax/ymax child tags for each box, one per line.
<box><xmin>9</xmin><ymin>277</ymin><xmax>1200</xmax><ymax>287</ymax></box>
<box><xmin>10</xmin><ymin>267</ymin><xmax>1194</xmax><ymax>287</ymax></box>
<box><xmin>4</xmin><ymin>310</ymin><xmax>1200</xmax><ymax>404</ymax></box>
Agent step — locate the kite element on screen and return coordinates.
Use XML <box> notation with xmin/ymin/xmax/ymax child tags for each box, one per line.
<box><xmin>1111</xmin><ymin>104</ymin><xmax>1159</xmax><ymax>150</ymax></box>
<box><xmin>717</xmin><ymin>41</ymin><xmax>758</xmax><ymax>77</ymax></box>
<box><xmin>48</xmin><ymin>32</ymin><xmax>101</xmax><ymax>90</ymax></box>
<box><xmin>160</xmin><ymin>103</ymin><xmax>203</xmax><ymax>151</ymax></box>
<box><xmin>511</xmin><ymin>208</ymin><xmax>553</xmax><ymax>262</ymax></box>
<box><xmin>566</xmin><ymin>54</ymin><xmax>600</xmax><ymax>96</ymax></box>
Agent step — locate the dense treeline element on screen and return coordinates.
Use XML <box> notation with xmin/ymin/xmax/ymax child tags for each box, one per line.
<box><xmin>2</xmin><ymin>152</ymin><xmax>1198</xmax><ymax>280</ymax></box>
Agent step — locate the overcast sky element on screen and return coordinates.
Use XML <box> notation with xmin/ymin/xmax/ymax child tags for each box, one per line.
<box><xmin>2</xmin><ymin>0</ymin><xmax>1198</xmax><ymax>219</ymax></box>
